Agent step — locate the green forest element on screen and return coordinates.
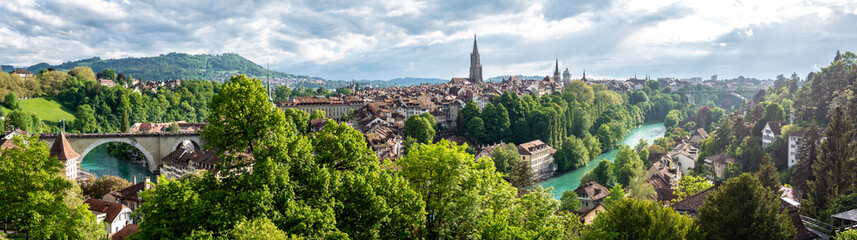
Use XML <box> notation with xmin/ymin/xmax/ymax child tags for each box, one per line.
<box><xmin>698</xmin><ymin>51</ymin><xmax>857</xmax><ymax>228</ymax></box>
<box><xmin>24</xmin><ymin>53</ymin><xmax>320</xmax><ymax>82</ymax></box>
<box><xmin>0</xmin><ymin>66</ymin><xmax>219</xmax><ymax>134</ymax></box>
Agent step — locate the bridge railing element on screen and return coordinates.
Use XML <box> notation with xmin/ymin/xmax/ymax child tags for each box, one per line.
<box><xmin>39</xmin><ymin>131</ymin><xmax>201</xmax><ymax>139</ymax></box>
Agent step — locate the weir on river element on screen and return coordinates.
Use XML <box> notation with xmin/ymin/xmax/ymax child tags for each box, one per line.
<box><xmin>537</xmin><ymin>123</ymin><xmax>666</xmax><ymax>199</ymax></box>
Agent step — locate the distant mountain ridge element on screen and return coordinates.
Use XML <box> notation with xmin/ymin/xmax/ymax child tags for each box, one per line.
<box><xmin>25</xmin><ymin>53</ymin><xmax>322</xmax><ymax>81</ymax></box>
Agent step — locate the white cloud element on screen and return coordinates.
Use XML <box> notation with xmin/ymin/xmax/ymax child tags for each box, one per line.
<box><xmin>0</xmin><ymin>0</ymin><xmax>856</xmax><ymax>80</ymax></box>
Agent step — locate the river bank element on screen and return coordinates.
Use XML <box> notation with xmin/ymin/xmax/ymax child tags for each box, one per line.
<box><xmin>537</xmin><ymin>123</ymin><xmax>666</xmax><ymax>199</ymax></box>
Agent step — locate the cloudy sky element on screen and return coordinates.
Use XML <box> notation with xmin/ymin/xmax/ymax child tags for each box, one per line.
<box><xmin>2</xmin><ymin>0</ymin><xmax>857</xmax><ymax>81</ymax></box>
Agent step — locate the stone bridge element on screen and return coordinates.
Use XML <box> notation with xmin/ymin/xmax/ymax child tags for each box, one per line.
<box><xmin>40</xmin><ymin>132</ymin><xmax>206</xmax><ymax>173</ymax></box>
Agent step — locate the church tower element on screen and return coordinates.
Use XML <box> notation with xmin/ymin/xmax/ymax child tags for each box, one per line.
<box><xmin>552</xmin><ymin>57</ymin><xmax>561</xmax><ymax>82</ymax></box>
<box><xmin>563</xmin><ymin>68</ymin><xmax>571</xmax><ymax>82</ymax></box>
<box><xmin>469</xmin><ymin>35</ymin><xmax>483</xmax><ymax>83</ymax></box>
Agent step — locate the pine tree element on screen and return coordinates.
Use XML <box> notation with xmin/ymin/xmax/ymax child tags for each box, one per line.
<box><xmin>806</xmin><ymin>106</ymin><xmax>857</xmax><ymax>216</ymax></box>
<box><xmin>791</xmin><ymin>123</ymin><xmax>819</xmax><ymax>195</ymax></box>
<box><xmin>756</xmin><ymin>154</ymin><xmax>780</xmax><ymax>192</ymax></box>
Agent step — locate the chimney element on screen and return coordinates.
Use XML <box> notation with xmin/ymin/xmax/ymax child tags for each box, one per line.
<box><xmin>134</xmin><ymin>176</ymin><xmax>137</xmax><ymax>184</ymax></box>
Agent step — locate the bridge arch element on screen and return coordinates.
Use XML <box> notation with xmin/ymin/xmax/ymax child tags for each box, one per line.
<box><xmin>78</xmin><ymin>138</ymin><xmax>157</xmax><ymax>173</ymax></box>
<box><xmin>172</xmin><ymin>138</ymin><xmax>202</xmax><ymax>151</ymax></box>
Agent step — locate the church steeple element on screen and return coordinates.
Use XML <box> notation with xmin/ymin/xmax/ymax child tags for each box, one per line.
<box><xmin>553</xmin><ymin>56</ymin><xmax>560</xmax><ymax>81</ymax></box>
<box><xmin>469</xmin><ymin>34</ymin><xmax>483</xmax><ymax>83</ymax></box>
<box><xmin>582</xmin><ymin>68</ymin><xmax>587</xmax><ymax>81</ymax></box>
<box><xmin>472</xmin><ymin>34</ymin><xmax>479</xmax><ymax>54</ymax></box>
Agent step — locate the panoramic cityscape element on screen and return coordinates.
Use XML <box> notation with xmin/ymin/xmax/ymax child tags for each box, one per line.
<box><xmin>2</xmin><ymin>0</ymin><xmax>857</xmax><ymax>239</ymax></box>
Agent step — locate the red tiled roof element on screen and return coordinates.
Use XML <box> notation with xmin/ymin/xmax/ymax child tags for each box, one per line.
<box><xmin>574</xmin><ymin>181</ymin><xmax>609</xmax><ymax>201</ymax></box>
<box><xmin>84</xmin><ymin>198</ymin><xmax>128</xmax><ymax>223</ymax></box>
<box><xmin>111</xmin><ymin>224</ymin><xmax>138</xmax><ymax>240</ymax></box>
<box><xmin>50</xmin><ymin>132</ymin><xmax>80</xmax><ymax>160</ymax></box>
<box><xmin>671</xmin><ymin>186</ymin><xmax>716</xmax><ymax>213</ymax></box>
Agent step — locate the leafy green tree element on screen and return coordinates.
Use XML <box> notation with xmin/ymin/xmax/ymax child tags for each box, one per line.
<box><xmin>274</xmin><ymin>85</ymin><xmax>291</xmax><ymax>102</ymax></box>
<box><xmin>398</xmin><ymin>140</ymin><xmax>517</xmax><ymax>239</ymax></box>
<box><xmin>664</xmin><ymin>109</ymin><xmax>683</xmax><ymax>129</ymax></box>
<box><xmin>596</xmin><ymin>124</ymin><xmax>614</xmax><ymax>150</ymax></box>
<box><xmin>508</xmin><ymin>157</ymin><xmax>534</xmax><ymax>188</ymax></box>
<box><xmin>695</xmin><ymin>173</ymin><xmax>795</xmax><ymax>240</ymax></box>
<box><xmin>7</xmin><ymin>110</ymin><xmax>40</xmax><ymax>132</ymax></box>
<box><xmin>0</xmin><ymin>135</ymin><xmax>106</xmax><ymax>239</ymax></box>
<box><xmin>481</xmin><ymin>103</ymin><xmax>510</xmax><ymax>142</ymax></box>
<box><xmin>491</xmin><ymin>143</ymin><xmax>518</xmax><ymax>174</ymax></box>
<box><xmin>613</xmin><ymin>146</ymin><xmax>643</xmax><ymax>187</ymax></box>
<box><xmin>456</xmin><ymin>100</ymin><xmax>480</xmax><ymax>134</ymax></box>
<box><xmin>402</xmin><ymin>136</ymin><xmax>419</xmax><ymax>155</ymax></box>
<box><xmin>72</xmin><ymin>104</ymin><xmax>98</xmax><ymax>133</ymax></box>
<box><xmin>737</xmin><ymin>136</ymin><xmax>764</xmax><ymax>172</ymax></box>
<box><xmin>79</xmin><ymin>175</ymin><xmax>132</xmax><ymax>198</ymax></box>
<box><xmin>584</xmin><ymin>135</ymin><xmax>602</xmax><ymax>159</ymax></box>
<box><xmin>555</xmin><ymin>136</ymin><xmax>589</xmax><ymax>171</ymax></box>
<box><xmin>675</xmin><ymin>175</ymin><xmax>712</xmax><ymax>201</ymax></box>
<box><xmin>762</xmin><ymin>102</ymin><xmax>785</xmax><ymax>122</ymax></box>
<box><xmin>481</xmin><ymin>186</ymin><xmax>582</xmax><ymax>239</ymax></box>
<box><xmin>838</xmin><ymin>229</ymin><xmax>857</xmax><ymax>240</ymax></box>
<box><xmin>336</xmin><ymin>88</ymin><xmax>352</xmax><ymax>96</ymax></box>
<box><xmin>312</xmin><ymin>120</ymin><xmax>376</xmax><ymax>171</ymax></box>
<box><xmin>467</xmin><ymin>116</ymin><xmax>486</xmax><ymax>142</ymax></box>
<box><xmin>560</xmin><ymin>190</ymin><xmax>583</xmax><ymax>211</ymax></box>
<box><xmin>69</xmin><ymin>66</ymin><xmax>96</xmax><ymax>81</ymax></box>
<box><xmin>603</xmin><ymin>185</ymin><xmax>626</xmax><ymax>206</ymax></box>
<box><xmin>581</xmin><ymin>160</ymin><xmax>614</xmax><ymax>187</ymax></box>
<box><xmin>404</xmin><ymin>114</ymin><xmax>435</xmax><ymax>144</ymax></box>
<box><xmin>36</xmin><ymin>70</ymin><xmax>69</xmax><ymax>95</ymax></box>
<box><xmin>202</xmin><ymin>75</ymin><xmax>294</xmax><ymax>172</ymax></box>
<box><xmin>4</xmin><ymin>93</ymin><xmax>17</xmax><ymax>109</ymax></box>
<box><xmin>583</xmin><ymin>198</ymin><xmax>695</xmax><ymax>240</ymax></box>
<box><xmin>282</xmin><ymin>108</ymin><xmax>310</xmax><ymax>134</ymax></box>
<box><xmin>229</xmin><ymin>218</ymin><xmax>288</xmax><ymax>240</ymax></box>
<box><xmin>565</xmin><ymin>80</ymin><xmax>595</xmax><ymax>105</ymax></box>
<box><xmin>309</xmin><ymin>109</ymin><xmax>325</xmax><ymax>120</ymax></box>
<box><xmin>102</xmin><ymin>68</ymin><xmax>117</xmax><ymax>80</ymax></box>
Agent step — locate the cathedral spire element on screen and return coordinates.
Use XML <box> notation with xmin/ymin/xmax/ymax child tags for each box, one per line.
<box><xmin>469</xmin><ymin>34</ymin><xmax>483</xmax><ymax>83</ymax></box>
<box><xmin>472</xmin><ymin>34</ymin><xmax>479</xmax><ymax>54</ymax></box>
<box><xmin>553</xmin><ymin>56</ymin><xmax>560</xmax><ymax>82</ymax></box>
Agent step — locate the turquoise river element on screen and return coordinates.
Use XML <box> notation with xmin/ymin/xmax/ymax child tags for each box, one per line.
<box><xmin>80</xmin><ymin>145</ymin><xmax>157</xmax><ymax>183</ymax></box>
<box><xmin>537</xmin><ymin>122</ymin><xmax>666</xmax><ymax>199</ymax></box>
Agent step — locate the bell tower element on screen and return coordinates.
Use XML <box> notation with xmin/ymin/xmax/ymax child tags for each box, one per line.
<box><xmin>469</xmin><ymin>34</ymin><xmax>483</xmax><ymax>83</ymax></box>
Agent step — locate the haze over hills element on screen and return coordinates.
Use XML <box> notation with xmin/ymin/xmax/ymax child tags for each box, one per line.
<box><xmin>23</xmin><ymin>53</ymin><xmax>322</xmax><ymax>82</ymax></box>
<box><xmin>16</xmin><ymin>53</ymin><xmax>558</xmax><ymax>86</ymax></box>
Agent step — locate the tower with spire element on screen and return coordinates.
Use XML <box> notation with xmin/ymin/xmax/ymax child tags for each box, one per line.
<box><xmin>469</xmin><ymin>34</ymin><xmax>483</xmax><ymax>83</ymax></box>
<box><xmin>50</xmin><ymin>131</ymin><xmax>81</xmax><ymax>180</ymax></box>
<box><xmin>553</xmin><ymin>57</ymin><xmax>561</xmax><ymax>82</ymax></box>
<box><xmin>582</xmin><ymin>68</ymin><xmax>587</xmax><ymax>82</ymax></box>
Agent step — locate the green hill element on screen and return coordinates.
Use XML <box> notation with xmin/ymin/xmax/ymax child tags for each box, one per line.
<box><xmin>2</xmin><ymin>98</ymin><xmax>76</xmax><ymax>127</ymax></box>
<box><xmin>26</xmin><ymin>53</ymin><xmax>323</xmax><ymax>81</ymax></box>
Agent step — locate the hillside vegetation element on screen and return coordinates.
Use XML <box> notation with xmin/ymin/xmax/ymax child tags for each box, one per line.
<box><xmin>26</xmin><ymin>53</ymin><xmax>317</xmax><ymax>81</ymax></box>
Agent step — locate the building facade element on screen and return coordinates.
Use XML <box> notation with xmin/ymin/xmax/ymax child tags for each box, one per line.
<box><xmin>575</xmin><ymin>181</ymin><xmax>609</xmax><ymax>211</ymax></box>
<box><xmin>762</xmin><ymin>121</ymin><xmax>786</xmax><ymax>148</ymax></box>
<box><xmin>279</xmin><ymin>97</ymin><xmax>366</xmax><ymax>120</ymax></box>
<box><xmin>85</xmin><ymin>198</ymin><xmax>132</xmax><ymax>234</ymax></box>
<box><xmin>518</xmin><ymin>140</ymin><xmax>556</xmax><ymax>180</ymax></box>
